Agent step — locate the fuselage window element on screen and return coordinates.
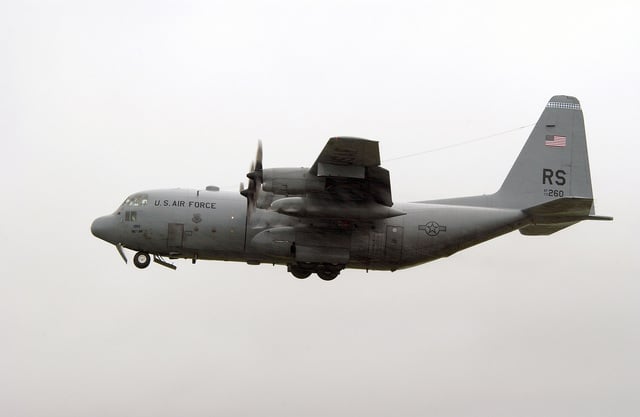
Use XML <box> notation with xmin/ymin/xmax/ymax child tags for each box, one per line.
<box><xmin>124</xmin><ymin>211</ymin><xmax>138</xmax><ymax>222</ymax></box>
<box><xmin>124</xmin><ymin>194</ymin><xmax>148</xmax><ymax>207</ymax></box>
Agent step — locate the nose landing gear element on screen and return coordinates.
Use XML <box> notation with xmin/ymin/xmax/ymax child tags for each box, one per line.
<box><xmin>132</xmin><ymin>251</ymin><xmax>177</xmax><ymax>270</ymax></box>
<box><xmin>133</xmin><ymin>251</ymin><xmax>151</xmax><ymax>269</ymax></box>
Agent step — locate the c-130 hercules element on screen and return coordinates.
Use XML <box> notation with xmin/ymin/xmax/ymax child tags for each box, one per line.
<box><xmin>91</xmin><ymin>95</ymin><xmax>612</xmax><ymax>280</ymax></box>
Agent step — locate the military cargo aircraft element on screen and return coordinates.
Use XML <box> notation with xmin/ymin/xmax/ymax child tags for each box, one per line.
<box><xmin>91</xmin><ymin>95</ymin><xmax>612</xmax><ymax>280</ymax></box>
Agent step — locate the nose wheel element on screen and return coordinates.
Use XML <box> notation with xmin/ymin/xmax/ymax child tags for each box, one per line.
<box><xmin>133</xmin><ymin>251</ymin><xmax>151</xmax><ymax>269</ymax></box>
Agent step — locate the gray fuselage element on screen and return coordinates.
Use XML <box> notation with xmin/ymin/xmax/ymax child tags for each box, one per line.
<box><xmin>92</xmin><ymin>188</ymin><xmax>528</xmax><ymax>271</ymax></box>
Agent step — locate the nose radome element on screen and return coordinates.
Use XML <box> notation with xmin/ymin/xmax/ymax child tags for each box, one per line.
<box><xmin>91</xmin><ymin>215</ymin><xmax>116</xmax><ymax>243</ymax></box>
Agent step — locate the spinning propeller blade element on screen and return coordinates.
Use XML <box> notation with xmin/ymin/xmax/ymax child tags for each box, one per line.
<box><xmin>241</xmin><ymin>141</ymin><xmax>264</xmax><ymax>211</ymax></box>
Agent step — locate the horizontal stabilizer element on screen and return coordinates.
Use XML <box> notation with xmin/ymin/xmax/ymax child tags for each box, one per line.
<box><xmin>519</xmin><ymin>223</ymin><xmax>576</xmax><ymax>235</ymax></box>
<box><xmin>525</xmin><ymin>197</ymin><xmax>593</xmax><ymax>219</ymax></box>
<box><xmin>520</xmin><ymin>197</ymin><xmax>612</xmax><ymax>235</ymax></box>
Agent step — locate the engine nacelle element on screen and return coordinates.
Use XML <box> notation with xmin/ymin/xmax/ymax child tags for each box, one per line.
<box><xmin>261</xmin><ymin>168</ymin><xmax>326</xmax><ymax>195</ymax></box>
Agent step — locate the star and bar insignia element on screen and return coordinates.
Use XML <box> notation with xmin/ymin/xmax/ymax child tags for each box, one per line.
<box><xmin>418</xmin><ymin>221</ymin><xmax>447</xmax><ymax>237</ymax></box>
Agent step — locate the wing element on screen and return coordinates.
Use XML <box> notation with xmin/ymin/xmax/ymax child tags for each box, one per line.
<box><xmin>309</xmin><ymin>136</ymin><xmax>393</xmax><ymax>207</ymax></box>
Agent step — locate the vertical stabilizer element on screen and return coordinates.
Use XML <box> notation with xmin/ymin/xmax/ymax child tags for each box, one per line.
<box><xmin>422</xmin><ymin>95</ymin><xmax>611</xmax><ymax>235</ymax></box>
<box><xmin>495</xmin><ymin>95</ymin><xmax>593</xmax><ymax>209</ymax></box>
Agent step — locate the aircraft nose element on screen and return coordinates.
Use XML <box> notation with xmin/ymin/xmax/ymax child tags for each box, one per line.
<box><xmin>91</xmin><ymin>215</ymin><xmax>118</xmax><ymax>244</ymax></box>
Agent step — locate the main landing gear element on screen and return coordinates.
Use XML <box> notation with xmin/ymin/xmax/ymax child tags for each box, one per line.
<box><xmin>288</xmin><ymin>263</ymin><xmax>343</xmax><ymax>281</ymax></box>
<box><xmin>290</xmin><ymin>269</ymin><xmax>312</xmax><ymax>279</ymax></box>
<box><xmin>317</xmin><ymin>270</ymin><xmax>339</xmax><ymax>281</ymax></box>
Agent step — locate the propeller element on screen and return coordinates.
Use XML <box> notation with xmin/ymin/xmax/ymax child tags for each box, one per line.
<box><xmin>248</xmin><ymin>140</ymin><xmax>263</xmax><ymax>182</ymax></box>
<box><xmin>240</xmin><ymin>141</ymin><xmax>263</xmax><ymax>211</ymax></box>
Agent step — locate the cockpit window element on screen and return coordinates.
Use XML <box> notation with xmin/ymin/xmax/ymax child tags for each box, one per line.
<box><xmin>122</xmin><ymin>194</ymin><xmax>148</xmax><ymax>207</ymax></box>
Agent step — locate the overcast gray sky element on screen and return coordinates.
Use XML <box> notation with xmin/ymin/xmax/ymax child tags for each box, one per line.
<box><xmin>1</xmin><ymin>1</ymin><xmax>638</xmax><ymax>416</ymax></box>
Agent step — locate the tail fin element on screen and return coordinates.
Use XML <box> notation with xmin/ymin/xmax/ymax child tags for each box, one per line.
<box><xmin>423</xmin><ymin>95</ymin><xmax>612</xmax><ymax>234</ymax></box>
<box><xmin>494</xmin><ymin>95</ymin><xmax>612</xmax><ymax>234</ymax></box>
<box><xmin>495</xmin><ymin>95</ymin><xmax>593</xmax><ymax>209</ymax></box>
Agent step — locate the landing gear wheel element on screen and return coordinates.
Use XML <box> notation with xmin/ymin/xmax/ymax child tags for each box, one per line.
<box><xmin>291</xmin><ymin>269</ymin><xmax>312</xmax><ymax>279</ymax></box>
<box><xmin>317</xmin><ymin>270</ymin><xmax>338</xmax><ymax>281</ymax></box>
<box><xmin>133</xmin><ymin>251</ymin><xmax>151</xmax><ymax>269</ymax></box>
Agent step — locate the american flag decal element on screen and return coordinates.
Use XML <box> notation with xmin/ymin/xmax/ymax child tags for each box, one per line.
<box><xmin>545</xmin><ymin>135</ymin><xmax>567</xmax><ymax>147</ymax></box>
